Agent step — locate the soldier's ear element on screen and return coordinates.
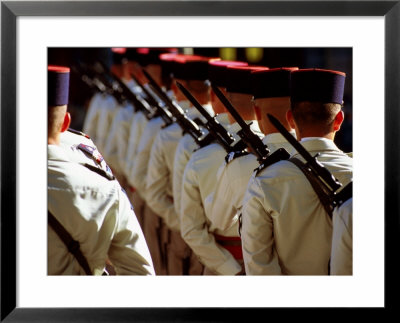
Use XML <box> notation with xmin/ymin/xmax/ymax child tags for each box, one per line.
<box><xmin>333</xmin><ymin>110</ymin><xmax>344</xmax><ymax>131</ymax></box>
<box><xmin>286</xmin><ymin>109</ymin><xmax>296</xmax><ymax>130</ymax></box>
<box><xmin>60</xmin><ymin>112</ymin><xmax>71</xmax><ymax>133</ymax></box>
<box><xmin>254</xmin><ymin>105</ymin><xmax>262</xmax><ymax>122</ymax></box>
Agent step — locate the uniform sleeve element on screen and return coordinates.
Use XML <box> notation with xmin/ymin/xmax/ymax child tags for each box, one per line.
<box><xmin>241</xmin><ymin>176</ymin><xmax>282</xmax><ymax>275</ymax></box>
<box><xmin>96</xmin><ymin>96</ymin><xmax>118</xmax><ymax>154</ymax></box>
<box><xmin>180</xmin><ymin>159</ymin><xmax>242</xmax><ymax>275</ymax></box>
<box><xmin>128</xmin><ymin>119</ymin><xmax>162</xmax><ymax>197</ymax></box>
<box><xmin>330</xmin><ymin>199</ymin><xmax>352</xmax><ymax>275</ymax></box>
<box><xmin>172</xmin><ymin>135</ymin><xmax>196</xmax><ymax>215</ymax></box>
<box><xmin>125</xmin><ymin>112</ymin><xmax>147</xmax><ymax>185</ymax></box>
<box><xmin>103</xmin><ymin>109</ymin><xmax>124</xmax><ymax>172</ymax></box>
<box><xmin>108</xmin><ymin>187</ymin><xmax>155</xmax><ymax>275</ymax></box>
<box><xmin>117</xmin><ymin>107</ymin><xmax>137</xmax><ymax>178</ymax></box>
<box><xmin>146</xmin><ymin>131</ymin><xmax>180</xmax><ymax>232</ymax></box>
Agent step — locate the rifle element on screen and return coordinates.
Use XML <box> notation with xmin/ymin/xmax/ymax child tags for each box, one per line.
<box><xmin>176</xmin><ymin>81</ymin><xmax>239</xmax><ymax>152</ymax></box>
<box><xmin>129</xmin><ymin>72</ymin><xmax>175</xmax><ymax>127</ymax></box>
<box><xmin>74</xmin><ymin>63</ymin><xmax>112</xmax><ymax>96</ymax></box>
<box><xmin>142</xmin><ymin>69</ymin><xmax>208</xmax><ymax>145</ymax></box>
<box><xmin>267</xmin><ymin>113</ymin><xmax>347</xmax><ymax>215</ymax></box>
<box><xmin>212</xmin><ymin>85</ymin><xmax>290</xmax><ymax>164</ymax></box>
<box><xmin>95</xmin><ymin>61</ymin><xmax>158</xmax><ymax>120</ymax></box>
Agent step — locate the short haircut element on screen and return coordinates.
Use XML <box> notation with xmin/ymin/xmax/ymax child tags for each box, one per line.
<box><xmin>291</xmin><ymin>101</ymin><xmax>342</xmax><ymax>134</ymax></box>
<box><xmin>48</xmin><ymin>105</ymin><xmax>67</xmax><ymax>139</ymax></box>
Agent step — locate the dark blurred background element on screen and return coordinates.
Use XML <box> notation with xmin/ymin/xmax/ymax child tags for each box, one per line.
<box><xmin>48</xmin><ymin>47</ymin><xmax>352</xmax><ymax>152</ymax></box>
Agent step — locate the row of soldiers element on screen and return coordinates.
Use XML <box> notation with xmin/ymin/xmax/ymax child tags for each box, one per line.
<box><xmin>48</xmin><ymin>47</ymin><xmax>352</xmax><ymax>276</ymax></box>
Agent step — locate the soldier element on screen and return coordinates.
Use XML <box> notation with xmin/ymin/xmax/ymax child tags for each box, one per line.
<box><xmin>172</xmin><ymin>59</ymin><xmax>248</xmax><ymax>222</ymax></box>
<box><xmin>145</xmin><ymin>54</ymin><xmax>214</xmax><ymax>275</ymax></box>
<box><xmin>125</xmin><ymin>49</ymin><xmax>177</xmax><ymax>209</ymax></box>
<box><xmin>93</xmin><ymin>48</ymin><xmax>128</xmax><ymax>155</ymax></box>
<box><xmin>179</xmin><ymin>65</ymin><xmax>266</xmax><ymax>275</ymax></box>
<box><xmin>241</xmin><ymin>68</ymin><xmax>352</xmax><ymax>275</ymax></box>
<box><xmin>47</xmin><ymin>65</ymin><xmax>155</xmax><ymax>275</ymax></box>
<box><xmin>126</xmin><ymin>50</ymin><xmax>180</xmax><ymax>275</ymax></box>
<box><xmin>208</xmin><ymin>68</ymin><xmax>298</xmax><ymax>235</ymax></box>
<box><xmin>82</xmin><ymin>64</ymin><xmax>118</xmax><ymax>148</ymax></box>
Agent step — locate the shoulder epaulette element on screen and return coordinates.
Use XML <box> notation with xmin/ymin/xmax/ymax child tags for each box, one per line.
<box><xmin>225</xmin><ymin>150</ymin><xmax>249</xmax><ymax>164</ymax></box>
<box><xmin>68</xmin><ymin>128</ymin><xmax>91</xmax><ymax>139</ymax></box>
<box><xmin>254</xmin><ymin>148</ymin><xmax>290</xmax><ymax>176</ymax></box>
<box><xmin>77</xmin><ymin>143</ymin><xmax>104</xmax><ymax>164</ymax></box>
<box><xmin>82</xmin><ymin>163</ymin><xmax>115</xmax><ymax>181</ymax></box>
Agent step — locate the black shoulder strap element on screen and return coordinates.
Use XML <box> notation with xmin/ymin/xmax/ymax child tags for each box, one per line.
<box><xmin>289</xmin><ymin>157</ymin><xmax>334</xmax><ymax>218</ymax></box>
<box><xmin>254</xmin><ymin>148</ymin><xmax>290</xmax><ymax>176</ymax></box>
<box><xmin>334</xmin><ymin>181</ymin><xmax>352</xmax><ymax>207</ymax></box>
<box><xmin>48</xmin><ymin>211</ymin><xmax>92</xmax><ymax>275</ymax></box>
<box><xmin>225</xmin><ymin>150</ymin><xmax>249</xmax><ymax>164</ymax></box>
<box><xmin>82</xmin><ymin>163</ymin><xmax>115</xmax><ymax>181</ymax></box>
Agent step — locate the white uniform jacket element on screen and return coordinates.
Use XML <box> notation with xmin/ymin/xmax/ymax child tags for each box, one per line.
<box><xmin>145</xmin><ymin>104</ymin><xmax>213</xmax><ymax>232</ymax></box>
<box><xmin>60</xmin><ymin>130</ymin><xmax>112</xmax><ymax>176</ymax></box>
<box><xmin>48</xmin><ymin>145</ymin><xmax>155</xmax><ymax>275</ymax></box>
<box><xmin>172</xmin><ymin>110</ymin><xmax>226</xmax><ymax>216</ymax></box>
<box><xmin>95</xmin><ymin>94</ymin><xmax>119</xmax><ymax>154</ymax></box>
<box><xmin>82</xmin><ymin>92</ymin><xmax>105</xmax><ymax>143</ymax></box>
<box><xmin>241</xmin><ymin>138</ymin><xmax>353</xmax><ymax>275</ymax></box>
<box><xmin>330</xmin><ymin>198</ymin><xmax>352</xmax><ymax>275</ymax></box>
<box><xmin>124</xmin><ymin>110</ymin><xmax>150</xmax><ymax>183</ymax></box>
<box><xmin>209</xmin><ymin>132</ymin><xmax>295</xmax><ymax>232</ymax></box>
<box><xmin>180</xmin><ymin>121</ymin><xmax>262</xmax><ymax>275</ymax></box>
<box><xmin>103</xmin><ymin>102</ymin><xmax>135</xmax><ymax>175</ymax></box>
<box><xmin>128</xmin><ymin>116</ymin><xmax>164</xmax><ymax>198</ymax></box>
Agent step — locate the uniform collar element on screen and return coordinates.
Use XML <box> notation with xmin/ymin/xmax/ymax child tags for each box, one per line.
<box><xmin>228</xmin><ymin>120</ymin><xmax>261</xmax><ymax>135</ymax></box>
<box><xmin>178</xmin><ymin>100</ymin><xmax>191</xmax><ymax>110</ymax></box>
<box><xmin>262</xmin><ymin>131</ymin><xmax>296</xmax><ymax>145</ymax></box>
<box><xmin>186</xmin><ymin>103</ymin><xmax>214</xmax><ymax>120</ymax></box>
<box><xmin>290</xmin><ymin>137</ymin><xmax>342</xmax><ymax>157</ymax></box>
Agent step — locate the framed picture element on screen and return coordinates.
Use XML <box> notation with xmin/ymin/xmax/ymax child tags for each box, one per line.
<box><xmin>1</xmin><ymin>0</ymin><xmax>398</xmax><ymax>321</ymax></box>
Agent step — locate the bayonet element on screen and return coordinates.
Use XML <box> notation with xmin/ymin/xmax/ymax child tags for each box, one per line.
<box><xmin>176</xmin><ymin>81</ymin><xmax>238</xmax><ymax>152</ymax></box>
<box><xmin>142</xmin><ymin>69</ymin><xmax>208</xmax><ymax>145</ymax></box>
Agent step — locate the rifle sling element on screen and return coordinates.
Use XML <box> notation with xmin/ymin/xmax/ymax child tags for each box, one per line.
<box><xmin>289</xmin><ymin>157</ymin><xmax>333</xmax><ymax>219</ymax></box>
<box><xmin>334</xmin><ymin>181</ymin><xmax>352</xmax><ymax>207</ymax></box>
<box><xmin>48</xmin><ymin>211</ymin><xmax>92</xmax><ymax>275</ymax></box>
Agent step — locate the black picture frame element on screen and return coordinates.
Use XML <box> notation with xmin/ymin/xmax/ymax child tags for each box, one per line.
<box><xmin>1</xmin><ymin>0</ymin><xmax>399</xmax><ymax>321</ymax></box>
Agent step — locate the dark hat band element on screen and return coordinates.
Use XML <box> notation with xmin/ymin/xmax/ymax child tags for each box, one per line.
<box><xmin>173</xmin><ymin>56</ymin><xmax>214</xmax><ymax>81</ymax></box>
<box><xmin>48</xmin><ymin>65</ymin><xmax>70</xmax><ymax>106</ymax></box>
<box><xmin>225</xmin><ymin>66</ymin><xmax>269</xmax><ymax>94</ymax></box>
<box><xmin>208</xmin><ymin>60</ymin><xmax>248</xmax><ymax>87</ymax></box>
<box><xmin>290</xmin><ymin>68</ymin><xmax>346</xmax><ymax>104</ymax></box>
<box><xmin>251</xmin><ymin>67</ymin><xmax>298</xmax><ymax>99</ymax></box>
